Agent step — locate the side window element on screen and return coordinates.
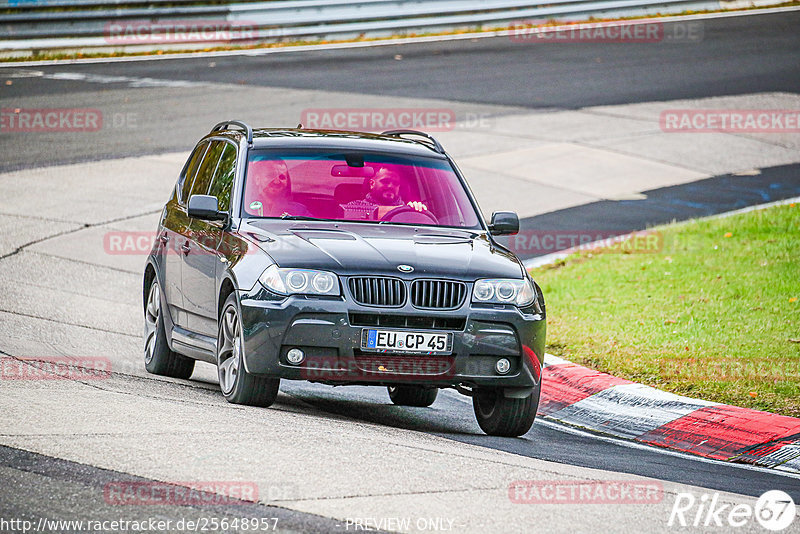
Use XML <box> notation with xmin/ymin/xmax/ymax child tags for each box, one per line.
<box><xmin>208</xmin><ymin>143</ymin><xmax>237</xmax><ymax>212</ymax></box>
<box><xmin>179</xmin><ymin>141</ymin><xmax>208</xmax><ymax>204</ymax></box>
<box><xmin>190</xmin><ymin>141</ymin><xmax>225</xmax><ymax>198</ymax></box>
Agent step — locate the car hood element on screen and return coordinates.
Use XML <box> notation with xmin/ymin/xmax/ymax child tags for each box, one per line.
<box><xmin>239</xmin><ymin>221</ymin><xmax>524</xmax><ymax>280</ymax></box>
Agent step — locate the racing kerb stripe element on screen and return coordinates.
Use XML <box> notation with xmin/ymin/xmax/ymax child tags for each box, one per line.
<box><xmin>638</xmin><ymin>405</ymin><xmax>800</xmax><ymax>460</ymax></box>
<box><xmin>539</xmin><ymin>361</ymin><xmax>632</xmax><ymax>416</ymax></box>
<box><xmin>539</xmin><ymin>354</ymin><xmax>800</xmax><ymax>473</ymax></box>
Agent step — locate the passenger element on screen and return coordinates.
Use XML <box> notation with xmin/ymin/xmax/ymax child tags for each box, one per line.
<box><xmin>244</xmin><ymin>159</ymin><xmax>311</xmax><ymax>217</ymax></box>
<box><xmin>340</xmin><ymin>167</ymin><xmax>428</xmax><ymax>220</ymax></box>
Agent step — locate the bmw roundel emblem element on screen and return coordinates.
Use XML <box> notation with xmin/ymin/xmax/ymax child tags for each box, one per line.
<box><xmin>397</xmin><ymin>265</ymin><xmax>414</xmax><ymax>273</ymax></box>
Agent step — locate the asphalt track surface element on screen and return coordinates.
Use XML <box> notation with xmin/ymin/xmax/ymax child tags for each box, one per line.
<box><xmin>516</xmin><ymin>163</ymin><xmax>800</xmax><ymax>258</ymax></box>
<box><xmin>1</xmin><ymin>11</ymin><xmax>799</xmax><ymax>171</ymax></box>
<box><xmin>4</xmin><ymin>12</ymin><xmax>797</xmax><ymax>109</ymax></box>
<box><xmin>283</xmin><ymin>383</ymin><xmax>800</xmax><ymax>500</ymax></box>
<box><xmin>1</xmin><ymin>9</ymin><xmax>800</xmax><ymax>532</ymax></box>
<box><xmin>1</xmin><ymin>445</ymin><xmax>355</xmax><ymax>534</ymax></box>
<box><xmin>4</xmin><ymin>384</ymin><xmax>799</xmax><ymax>532</ymax></box>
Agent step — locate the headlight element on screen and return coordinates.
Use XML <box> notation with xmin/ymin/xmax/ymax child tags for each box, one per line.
<box><xmin>259</xmin><ymin>265</ymin><xmax>340</xmax><ymax>296</ymax></box>
<box><xmin>472</xmin><ymin>278</ymin><xmax>535</xmax><ymax>307</ymax></box>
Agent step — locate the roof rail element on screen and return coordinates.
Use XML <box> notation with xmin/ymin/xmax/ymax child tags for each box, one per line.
<box><xmin>381</xmin><ymin>129</ymin><xmax>445</xmax><ymax>154</ymax></box>
<box><xmin>211</xmin><ymin>120</ymin><xmax>253</xmax><ymax>145</ymax></box>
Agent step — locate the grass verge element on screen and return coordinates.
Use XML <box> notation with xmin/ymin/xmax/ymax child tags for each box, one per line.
<box><xmin>530</xmin><ymin>202</ymin><xmax>800</xmax><ymax>417</ymax></box>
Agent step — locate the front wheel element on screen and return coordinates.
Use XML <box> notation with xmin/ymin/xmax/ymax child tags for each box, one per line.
<box><xmin>387</xmin><ymin>386</ymin><xmax>438</xmax><ymax>407</ymax></box>
<box><xmin>472</xmin><ymin>385</ymin><xmax>540</xmax><ymax>437</ymax></box>
<box><xmin>217</xmin><ymin>293</ymin><xmax>279</xmax><ymax>407</ymax></box>
<box><xmin>143</xmin><ymin>278</ymin><xmax>194</xmax><ymax>379</ymax></box>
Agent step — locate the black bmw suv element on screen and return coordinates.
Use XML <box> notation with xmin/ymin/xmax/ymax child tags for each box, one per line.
<box><xmin>143</xmin><ymin>121</ymin><xmax>546</xmax><ymax>436</ymax></box>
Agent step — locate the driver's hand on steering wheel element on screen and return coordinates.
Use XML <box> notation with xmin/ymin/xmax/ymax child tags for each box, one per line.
<box><xmin>407</xmin><ymin>201</ymin><xmax>428</xmax><ymax>212</ymax></box>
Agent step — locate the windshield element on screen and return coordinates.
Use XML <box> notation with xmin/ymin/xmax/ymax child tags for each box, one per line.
<box><xmin>240</xmin><ymin>150</ymin><xmax>482</xmax><ymax>229</ymax></box>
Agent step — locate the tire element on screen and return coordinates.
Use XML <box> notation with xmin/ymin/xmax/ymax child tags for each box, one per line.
<box><xmin>217</xmin><ymin>293</ymin><xmax>280</xmax><ymax>407</ymax></box>
<box><xmin>143</xmin><ymin>278</ymin><xmax>195</xmax><ymax>379</ymax></box>
<box><xmin>387</xmin><ymin>386</ymin><xmax>438</xmax><ymax>407</ymax></box>
<box><xmin>472</xmin><ymin>385</ymin><xmax>540</xmax><ymax>437</ymax></box>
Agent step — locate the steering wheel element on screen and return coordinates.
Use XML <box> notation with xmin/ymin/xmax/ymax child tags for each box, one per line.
<box><xmin>381</xmin><ymin>205</ymin><xmax>439</xmax><ymax>225</ymax></box>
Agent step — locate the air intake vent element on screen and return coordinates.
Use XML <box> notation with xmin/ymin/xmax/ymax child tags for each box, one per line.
<box><xmin>349</xmin><ymin>313</ymin><xmax>466</xmax><ymax>331</ymax></box>
<box><xmin>411</xmin><ymin>280</ymin><xmax>466</xmax><ymax>309</ymax></box>
<box><xmin>348</xmin><ymin>277</ymin><xmax>406</xmax><ymax>307</ymax></box>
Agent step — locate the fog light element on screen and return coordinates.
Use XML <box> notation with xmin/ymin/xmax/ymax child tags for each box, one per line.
<box><xmin>286</xmin><ymin>348</ymin><xmax>305</xmax><ymax>365</ymax></box>
<box><xmin>496</xmin><ymin>358</ymin><xmax>511</xmax><ymax>375</ymax></box>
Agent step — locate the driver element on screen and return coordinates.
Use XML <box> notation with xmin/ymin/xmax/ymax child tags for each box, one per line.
<box><xmin>340</xmin><ymin>167</ymin><xmax>427</xmax><ymax>220</ymax></box>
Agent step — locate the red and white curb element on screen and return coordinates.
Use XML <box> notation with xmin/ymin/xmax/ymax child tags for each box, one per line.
<box><xmin>540</xmin><ymin>354</ymin><xmax>800</xmax><ymax>474</ymax></box>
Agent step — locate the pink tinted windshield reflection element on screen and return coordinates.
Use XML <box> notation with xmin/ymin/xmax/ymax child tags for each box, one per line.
<box><xmin>242</xmin><ymin>157</ymin><xmax>481</xmax><ymax>228</ymax></box>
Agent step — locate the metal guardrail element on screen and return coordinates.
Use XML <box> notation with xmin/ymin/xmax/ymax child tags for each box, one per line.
<box><xmin>0</xmin><ymin>0</ymin><xmax>722</xmax><ymax>53</ymax></box>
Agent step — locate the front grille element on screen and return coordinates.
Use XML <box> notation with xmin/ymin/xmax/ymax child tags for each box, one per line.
<box><xmin>411</xmin><ymin>280</ymin><xmax>467</xmax><ymax>309</ymax></box>
<box><xmin>349</xmin><ymin>313</ymin><xmax>466</xmax><ymax>331</ymax></box>
<box><xmin>348</xmin><ymin>277</ymin><xmax>406</xmax><ymax>307</ymax></box>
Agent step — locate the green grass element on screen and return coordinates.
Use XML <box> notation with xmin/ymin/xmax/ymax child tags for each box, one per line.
<box><xmin>531</xmin><ymin>202</ymin><xmax>800</xmax><ymax>417</ymax></box>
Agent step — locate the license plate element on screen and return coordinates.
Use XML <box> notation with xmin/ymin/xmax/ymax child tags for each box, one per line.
<box><xmin>361</xmin><ymin>329</ymin><xmax>452</xmax><ymax>355</ymax></box>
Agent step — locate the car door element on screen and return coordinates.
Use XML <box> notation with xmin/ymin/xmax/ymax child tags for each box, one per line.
<box><xmin>207</xmin><ymin>140</ymin><xmax>241</xmax><ymax>281</ymax></box>
<box><xmin>182</xmin><ymin>139</ymin><xmax>228</xmax><ymax>337</ymax></box>
<box><xmin>162</xmin><ymin>140</ymin><xmax>208</xmax><ymax>328</ymax></box>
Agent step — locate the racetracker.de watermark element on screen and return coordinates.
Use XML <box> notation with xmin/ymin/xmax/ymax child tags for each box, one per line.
<box><xmin>103</xmin><ymin>231</ymin><xmax>262</xmax><ymax>256</ymax></box>
<box><xmin>104</xmin><ymin>481</ymin><xmax>259</xmax><ymax>506</ymax></box>
<box><xmin>1</xmin><ymin>108</ymin><xmax>102</xmax><ymax>132</ymax></box>
<box><xmin>509</xmin><ymin>20</ymin><xmax>703</xmax><ymax>43</ymax></box>
<box><xmin>299</xmin><ymin>355</ymin><xmax>455</xmax><ymax>382</ymax></box>
<box><xmin>660</xmin><ymin>359</ymin><xmax>800</xmax><ymax>382</ymax></box>
<box><xmin>0</xmin><ymin>357</ymin><xmax>111</xmax><ymax>380</ymax></box>
<box><xmin>508</xmin><ymin>230</ymin><xmax>663</xmax><ymax>255</ymax></box>
<box><xmin>104</xmin><ymin>20</ymin><xmax>261</xmax><ymax>45</ymax></box>
<box><xmin>300</xmin><ymin>108</ymin><xmax>492</xmax><ymax>132</ymax></box>
<box><xmin>1</xmin><ymin>517</ymin><xmax>280</xmax><ymax>533</ymax></box>
<box><xmin>509</xmin><ymin>480</ymin><xmax>663</xmax><ymax>504</ymax></box>
<box><xmin>660</xmin><ymin>110</ymin><xmax>800</xmax><ymax>133</ymax></box>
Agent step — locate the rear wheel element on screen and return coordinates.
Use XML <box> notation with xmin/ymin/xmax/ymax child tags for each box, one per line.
<box><xmin>387</xmin><ymin>386</ymin><xmax>438</xmax><ymax>407</ymax></box>
<box><xmin>217</xmin><ymin>293</ymin><xmax>279</xmax><ymax>407</ymax></box>
<box><xmin>472</xmin><ymin>385</ymin><xmax>540</xmax><ymax>437</ymax></box>
<box><xmin>143</xmin><ymin>279</ymin><xmax>194</xmax><ymax>379</ymax></box>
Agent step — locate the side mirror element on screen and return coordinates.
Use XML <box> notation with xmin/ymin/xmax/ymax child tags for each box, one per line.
<box><xmin>188</xmin><ymin>195</ymin><xmax>227</xmax><ymax>222</ymax></box>
<box><xmin>489</xmin><ymin>211</ymin><xmax>519</xmax><ymax>236</ymax></box>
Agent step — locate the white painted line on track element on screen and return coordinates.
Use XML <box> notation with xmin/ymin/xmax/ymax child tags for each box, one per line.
<box><xmin>440</xmin><ymin>388</ymin><xmax>800</xmax><ymax>481</ymax></box>
<box><xmin>1</xmin><ymin>6</ymin><xmax>798</xmax><ymax>68</ymax></box>
<box><xmin>704</xmin><ymin>194</ymin><xmax>800</xmax><ymax>220</ymax></box>
<box><xmin>3</xmin><ymin>70</ymin><xmax>207</xmax><ymax>88</ymax></box>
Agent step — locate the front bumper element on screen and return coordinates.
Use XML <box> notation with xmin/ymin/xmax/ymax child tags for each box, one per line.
<box><xmin>238</xmin><ymin>286</ymin><xmax>545</xmax><ymax>389</ymax></box>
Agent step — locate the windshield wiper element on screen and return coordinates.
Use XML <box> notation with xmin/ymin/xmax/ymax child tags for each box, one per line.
<box><xmin>279</xmin><ymin>214</ymin><xmax>326</xmax><ymax>221</ymax></box>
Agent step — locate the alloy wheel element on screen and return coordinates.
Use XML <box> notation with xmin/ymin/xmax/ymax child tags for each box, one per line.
<box><xmin>218</xmin><ymin>305</ymin><xmax>242</xmax><ymax>395</ymax></box>
<box><xmin>144</xmin><ymin>282</ymin><xmax>160</xmax><ymax>365</ymax></box>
